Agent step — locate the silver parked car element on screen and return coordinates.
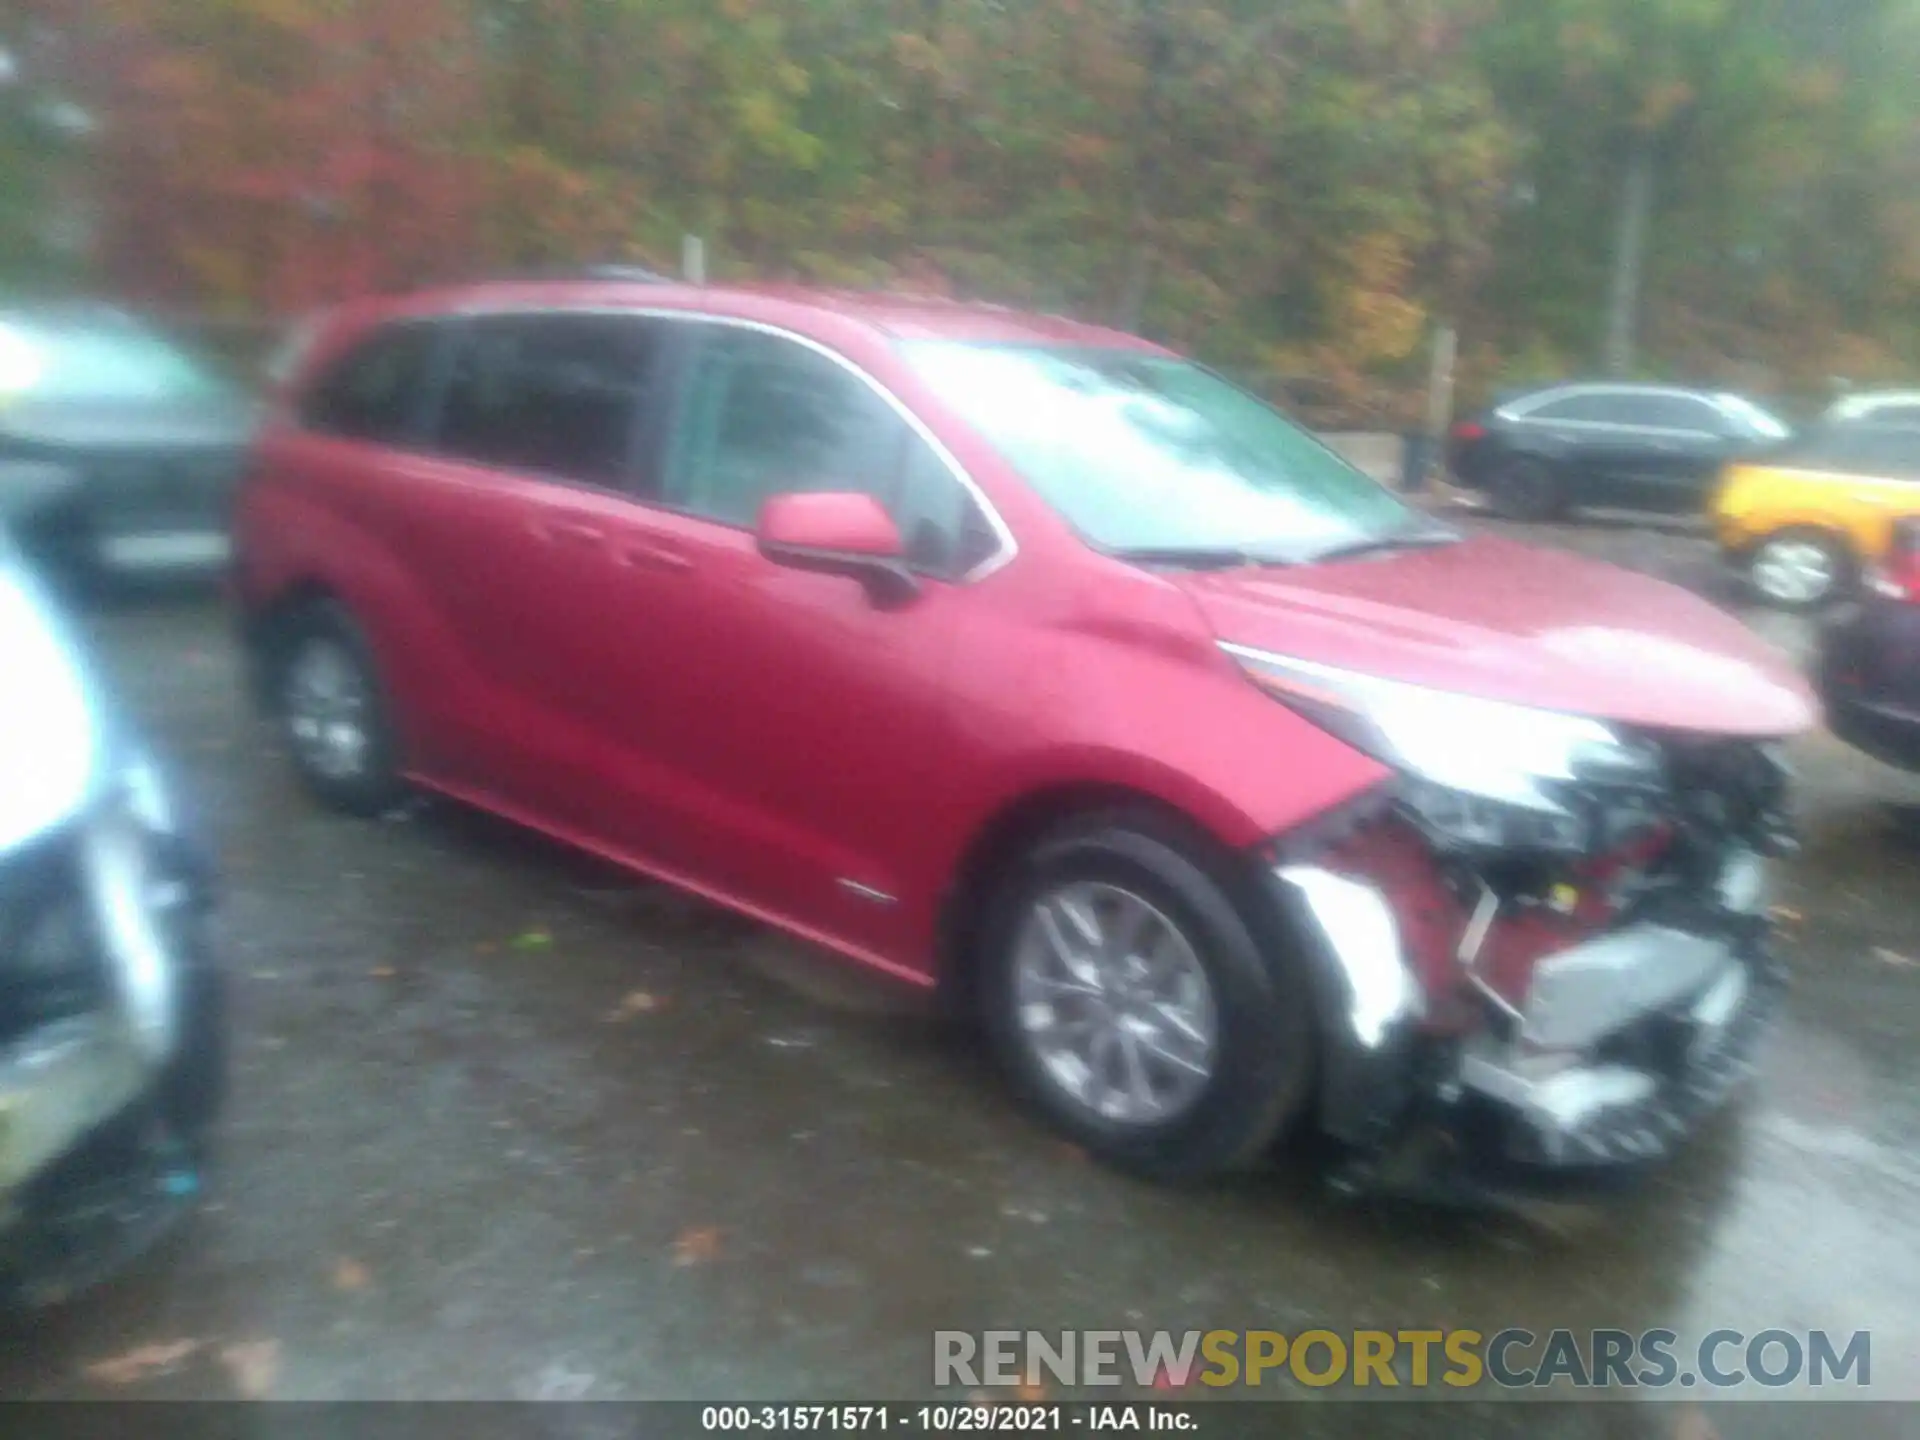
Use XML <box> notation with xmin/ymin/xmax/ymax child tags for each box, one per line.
<box><xmin>0</xmin><ymin>532</ymin><xmax>223</xmax><ymax>1305</ymax></box>
<box><xmin>0</xmin><ymin>302</ymin><xmax>256</xmax><ymax>580</ymax></box>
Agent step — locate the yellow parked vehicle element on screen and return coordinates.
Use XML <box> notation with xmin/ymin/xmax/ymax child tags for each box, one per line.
<box><xmin>1713</xmin><ymin>425</ymin><xmax>1920</xmax><ymax>608</ymax></box>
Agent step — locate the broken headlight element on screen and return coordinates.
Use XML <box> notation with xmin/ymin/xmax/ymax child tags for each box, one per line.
<box><xmin>1223</xmin><ymin>643</ymin><xmax>1665</xmax><ymax>855</ymax></box>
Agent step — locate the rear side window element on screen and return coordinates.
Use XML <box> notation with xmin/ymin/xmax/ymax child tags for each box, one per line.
<box><xmin>1527</xmin><ymin>393</ymin><xmax>1629</xmax><ymax>424</ymax></box>
<box><xmin>300</xmin><ymin>321</ymin><xmax>442</xmax><ymax>443</ymax></box>
<box><xmin>434</xmin><ymin>313</ymin><xmax>659</xmax><ymax>486</ymax></box>
<box><xmin>663</xmin><ymin>327</ymin><xmax>997</xmax><ymax>576</ymax></box>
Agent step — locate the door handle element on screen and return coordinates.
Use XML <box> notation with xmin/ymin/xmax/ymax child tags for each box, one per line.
<box><xmin>532</xmin><ymin>519</ymin><xmax>606</xmax><ymax>547</ymax></box>
<box><xmin>616</xmin><ymin>540</ymin><xmax>694</xmax><ymax>573</ymax></box>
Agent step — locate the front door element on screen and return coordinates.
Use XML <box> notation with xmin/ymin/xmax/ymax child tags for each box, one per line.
<box><xmin>1617</xmin><ymin>392</ymin><xmax>1735</xmax><ymax>513</ymax></box>
<box><xmin>579</xmin><ymin>322</ymin><xmax>1002</xmax><ymax>960</ymax></box>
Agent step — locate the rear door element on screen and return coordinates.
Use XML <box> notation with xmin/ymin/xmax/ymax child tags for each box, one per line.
<box><xmin>250</xmin><ymin>316</ymin><xmax>459</xmax><ymax>761</ymax></box>
<box><xmin>366</xmin><ymin>309</ymin><xmax>670</xmax><ymax>817</ymax></box>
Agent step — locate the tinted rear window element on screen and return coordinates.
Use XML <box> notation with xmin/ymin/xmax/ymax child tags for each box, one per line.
<box><xmin>301</xmin><ymin>322</ymin><xmax>443</xmax><ymax>443</ymax></box>
<box><xmin>433</xmin><ymin>313</ymin><xmax>659</xmax><ymax>486</ymax></box>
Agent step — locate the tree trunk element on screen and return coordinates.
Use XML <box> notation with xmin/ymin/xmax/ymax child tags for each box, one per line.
<box><xmin>1115</xmin><ymin>189</ymin><xmax>1154</xmax><ymax>333</ymax></box>
<box><xmin>1604</xmin><ymin>142</ymin><xmax>1655</xmax><ymax>375</ymax></box>
<box><xmin>1114</xmin><ymin>0</ymin><xmax>1168</xmax><ymax>332</ymax></box>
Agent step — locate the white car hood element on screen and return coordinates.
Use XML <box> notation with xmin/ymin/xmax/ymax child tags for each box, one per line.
<box><xmin>0</xmin><ymin>559</ymin><xmax>102</xmax><ymax>854</ymax></box>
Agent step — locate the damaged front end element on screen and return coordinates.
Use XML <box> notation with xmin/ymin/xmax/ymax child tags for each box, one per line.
<box><xmin>1225</xmin><ymin>645</ymin><xmax>1798</xmax><ymax>1198</ymax></box>
<box><xmin>0</xmin><ymin>555</ymin><xmax>224</xmax><ymax>1306</ymax></box>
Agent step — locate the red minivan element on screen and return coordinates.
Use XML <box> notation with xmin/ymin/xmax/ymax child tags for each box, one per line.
<box><xmin>233</xmin><ymin>276</ymin><xmax>1817</xmax><ymax>1189</ymax></box>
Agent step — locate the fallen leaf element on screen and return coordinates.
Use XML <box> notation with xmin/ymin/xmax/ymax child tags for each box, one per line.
<box><xmin>218</xmin><ymin>1340</ymin><xmax>281</xmax><ymax>1399</ymax></box>
<box><xmin>475</xmin><ymin>942</ymin><xmax>497</xmax><ymax>955</ymax></box>
<box><xmin>603</xmin><ymin>990</ymin><xmax>664</xmax><ymax>1023</ymax></box>
<box><xmin>512</xmin><ymin>930</ymin><xmax>553</xmax><ymax>951</ymax></box>
<box><xmin>84</xmin><ymin>1339</ymin><xmax>202</xmax><ymax>1386</ymax></box>
<box><xmin>1873</xmin><ymin>948</ymin><xmax>1917</xmax><ymax>969</ymax></box>
<box><xmin>332</xmin><ymin>1257</ymin><xmax>372</xmax><ymax>1292</ymax></box>
<box><xmin>1671</xmin><ymin>1404</ymin><xmax>1722</xmax><ymax>1440</ymax></box>
<box><xmin>369</xmin><ymin>965</ymin><xmax>396</xmax><ymax>979</ymax></box>
<box><xmin>1770</xmin><ymin>906</ymin><xmax>1803</xmax><ymax>923</ymax></box>
<box><xmin>671</xmin><ymin>1226</ymin><xmax>723</xmax><ymax>1267</ymax></box>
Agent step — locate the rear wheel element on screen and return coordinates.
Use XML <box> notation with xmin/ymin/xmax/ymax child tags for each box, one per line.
<box><xmin>980</xmin><ymin>811</ymin><xmax>1314</xmax><ymax>1181</ymax></box>
<box><xmin>1748</xmin><ymin>529</ymin><xmax>1848</xmax><ymax>610</ymax></box>
<box><xmin>1490</xmin><ymin>455</ymin><xmax>1565</xmax><ymax>522</ymax></box>
<box><xmin>275</xmin><ymin>601</ymin><xmax>404</xmax><ymax>815</ymax></box>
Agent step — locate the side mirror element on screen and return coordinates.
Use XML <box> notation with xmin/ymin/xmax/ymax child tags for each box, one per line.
<box><xmin>756</xmin><ymin>491</ymin><xmax>918</xmax><ymax>606</ymax></box>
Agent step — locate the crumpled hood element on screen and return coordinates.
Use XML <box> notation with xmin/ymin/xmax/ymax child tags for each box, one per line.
<box><xmin>0</xmin><ymin>556</ymin><xmax>103</xmax><ymax>854</ymax></box>
<box><xmin>1173</xmin><ymin>534</ymin><xmax>1818</xmax><ymax>737</ymax></box>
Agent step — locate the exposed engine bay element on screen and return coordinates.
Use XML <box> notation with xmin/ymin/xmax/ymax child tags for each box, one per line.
<box><xmin>1274</xmin><ymin>731</ymin><xmax>1794</xmax><ymax>1193</ymax></box>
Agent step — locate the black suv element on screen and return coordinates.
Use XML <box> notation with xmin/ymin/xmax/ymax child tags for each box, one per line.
<box><xmin>1447</xmin><ymin>382</ymin><xmax>1792</xmax><ymax>521</ymax></box>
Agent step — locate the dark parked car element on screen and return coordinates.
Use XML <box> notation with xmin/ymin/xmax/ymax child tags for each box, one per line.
<box><xmin>1821</xmin><ymin>516</ymin><xmax>1920</xmax><ymax>772</ymax></box>
<box><xmin>1447</xmin><ymin>382</ymin><xmax>1792</xmax><ymax>521</ymax></box>
<box><xmin>0</xmin><ymin>302</ymin><xmax>256</xmax><ymax>581</ymax></box>
<box><xmin>236</xmin><ymin>277</ymin><xmax>1812</xmax><ymax>1191</ymax></box>
<box><xmin>0</xmin><ymin>532</ymin><xmax>223</xmax><ymax>1306</ymax></box>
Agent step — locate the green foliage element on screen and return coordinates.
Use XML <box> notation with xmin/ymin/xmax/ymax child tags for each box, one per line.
<box><xmin>5</xmin><ymin>0</ymin><xmax>1916</xmax><ymax>403</ymax></box>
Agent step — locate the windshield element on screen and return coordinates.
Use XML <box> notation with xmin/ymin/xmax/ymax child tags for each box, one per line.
<box><xmin>0</xmin><ymin>309</ymin><xmax>233</xmax><ymax>407</ymax></box>
<box><xmin>901</xmin><ymin>341</ymin><xmax>1424</xmax><ymax>563</ymax></box>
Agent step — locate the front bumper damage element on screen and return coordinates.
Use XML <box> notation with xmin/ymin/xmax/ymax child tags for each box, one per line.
<box><xmin>1275</xmin><ymin>843</ymin><xmax>1783</xmax><ymax>1200</ymax></box>
<box><xmin>0</xmin><ymin>807</ymin><xmax>222</xmax><ymax>1307</ymax></box>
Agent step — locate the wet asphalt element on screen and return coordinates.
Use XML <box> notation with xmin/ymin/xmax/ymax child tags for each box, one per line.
<box><xmin>0</xmin><ymin>510</ymin><xmax>1917</xmax><ymax>1428</ymax></box>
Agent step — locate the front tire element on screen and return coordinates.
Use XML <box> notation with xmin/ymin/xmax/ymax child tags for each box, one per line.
<box><xmin>979</xmin><ymin>811</ymin><xmax>1314</xmax><ymax>1181</ymax></box>
<box><xmin>274</xmin><ymin>600</ymin><xmax>404</xmax><ymax>816</ymax></box>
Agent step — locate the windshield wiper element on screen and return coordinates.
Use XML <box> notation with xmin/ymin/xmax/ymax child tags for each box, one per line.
<box><xmin>1305</xmin><ymin>528</ymin><xmax>1462</xmax><ymax>566</ymax></box>
<box><xmin>1109</xmin><ymin>545</ymin><xmax>1286</xmax><ymax>571</ymax></box>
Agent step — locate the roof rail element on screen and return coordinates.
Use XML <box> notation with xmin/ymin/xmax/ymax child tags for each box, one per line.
<box><xmin>486</xmin><ymin>263</ymin><xmax>673</xmax><ymax>285</ymax></box>
<box><xmin>578</xmin><ymin>263</ymin><xmax>672</xmax><ymax>283</ymax></box>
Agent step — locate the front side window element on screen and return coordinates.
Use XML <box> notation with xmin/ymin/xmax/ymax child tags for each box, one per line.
<box><xmin>302</xmin><ymin>321</ymin><xmax>443</xmax><ymax>443</ymax></box>
<box><xmin>1628</xmin><ymin>394</ymin><xmax>1722</xmax><ymax>433</ymax></box>
<box><xmin>900</xmin><ymin>341</ymin><xmax>1420</xmax><ymax>562</ymax></box>
<box><xmin>1528</xmin><ymin>392</ymin><xmax>1626</xmax><ymax>424</ymax></box>
<box><xmin>664</xmin><ymin>327</ymin><xmax>995</xmax><ymax>575</ymax></box>
<box><xmin>434</xmin><ymin>313</ymin><xmax>659</xmax><ymax>486</ymax></box>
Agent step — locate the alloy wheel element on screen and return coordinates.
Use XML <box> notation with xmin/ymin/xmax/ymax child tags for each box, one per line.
<box><xmin>1751</xmin><ymin>536</ymin><xmax>1838</xmax><ymax>607</ymax></box>
<box><xmin>283</xmin><ymin>637</ymin><xmax>373</xmax><ymax>782</ymax></box>
<box><xmin>1010</xmin><ymin>881</ymin><xmax>1220</xmax><ymax>1127</ymax></box>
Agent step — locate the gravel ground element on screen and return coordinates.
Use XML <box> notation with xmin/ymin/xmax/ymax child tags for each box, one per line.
<box><xmin>0</xmin><ymin>513</ymin><xmax>1916</xmax><ymax>1434</ymax></box>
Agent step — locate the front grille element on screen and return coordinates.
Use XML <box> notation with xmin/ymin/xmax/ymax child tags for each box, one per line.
<box><xmin>0</xmin><ymin>825</ymin><xmax>113</xmax><ymax>1046</ymax></box>
<box><xmin>86</xmin><ymin>446</ymin><xmax>245</xmax><ymax>514</ymax></box>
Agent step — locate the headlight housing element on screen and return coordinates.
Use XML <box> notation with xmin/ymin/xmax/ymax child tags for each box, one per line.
<box><xmin>1223</xmin><ymin>643</ymin><xmax>1665</xmax><ymax>855</ymax></box>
